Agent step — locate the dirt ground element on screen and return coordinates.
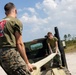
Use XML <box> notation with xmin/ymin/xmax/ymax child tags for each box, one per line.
<box><xmin>66</xmin><ymin>52</ymin><xmax>76</xmax><ymax>75</ymax></box>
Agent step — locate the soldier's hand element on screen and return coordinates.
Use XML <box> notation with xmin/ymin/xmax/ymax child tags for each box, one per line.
<box><xmin>27</xmin><ymin>63</ymin><xmax>33</xmax><ymax>72</ymax></box>
<box><xmin>55</xmin><ymin>49</ymin><xmax>58</xmax><ymax>54</ymax></box>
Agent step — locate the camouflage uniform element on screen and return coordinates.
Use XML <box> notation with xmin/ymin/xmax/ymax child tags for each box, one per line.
<box><xmin>0</xmin><ymin>16</ymin><xmax>31</xmax><ymax>75</ymax></box>
<box><xmin>47</xmin><ymin>37</ymin><xmax>62</xmax><ymax>66</ymax></box>
<box><xmin>51</xmin><ymin>48</ymin><xmax>62</xmax><ymax>66</ymax></box>
<box><xmin>0</xmin><ymin>48</ymin><xmax>31</xmax><ymax>75</ymax></box>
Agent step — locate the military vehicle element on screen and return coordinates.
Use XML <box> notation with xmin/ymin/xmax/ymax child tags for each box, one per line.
<box><xmin>24</xmin><ymin>27</ymin><xmax>71</xmax><ymax>75</ymax></box>
<box><xmin>0</xmin><ymin>27</ymin><xmax>71</xmax><ymax>75</ymax></box>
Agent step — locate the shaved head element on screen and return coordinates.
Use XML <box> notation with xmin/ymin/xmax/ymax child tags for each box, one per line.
<box><xmin>4</xmin><ymin>2</ymin><xmax>15</xmax><ymax>15</ymax></box>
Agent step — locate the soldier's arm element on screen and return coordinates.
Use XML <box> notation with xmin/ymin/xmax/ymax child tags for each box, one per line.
<box><xmin>15</xmin><ymin>31</ymin><xmax>33</xmax><ymax>72</ymax></box>
<box><xmin>48</xmin><ymin>43</ymin><xmax>53</xmax><ymax>54</ymax></box>
<box><xmin>55</xmin><ymin>41</ymin><xmax>59</xmax><ymax>54</ymax></box>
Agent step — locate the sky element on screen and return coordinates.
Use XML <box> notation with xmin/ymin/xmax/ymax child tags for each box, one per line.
<box><xmin>0</xmin><ymin>0</ymin><xmax>76</xmax><ymax>42</ymax></box>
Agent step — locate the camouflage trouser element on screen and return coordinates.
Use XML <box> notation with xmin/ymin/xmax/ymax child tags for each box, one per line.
<box><xmin>51</xmin><ymin>48</ymin><xmax>62</xmax><ymax>66</ymax></box>
<box><xmin>0</xmin><ymin>48</ymin><xmax>31</xmax><ymax>75</ymax></box>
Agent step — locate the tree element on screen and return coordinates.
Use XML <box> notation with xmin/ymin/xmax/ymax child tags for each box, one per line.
<box><xmin>68</xmin><ymin>34</ymin><xmax>71</xmax><ymax>41</ymax></box>
<box><xmin>64</xmin><ymin>34</ymin><xmax>67</xmax><ymax>41</ymax></box>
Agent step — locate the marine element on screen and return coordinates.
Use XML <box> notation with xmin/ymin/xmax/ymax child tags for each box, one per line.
<box><xmin>0</xmin><ymin>2</ymin><xmax>33</xmax><ymax>75</ymax></box>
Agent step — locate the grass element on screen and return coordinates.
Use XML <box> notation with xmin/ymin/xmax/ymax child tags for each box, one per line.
<box><xmin>64</xmin><ymin>44</ymin><xmax>76</xmax><ymax>53</ymax></box>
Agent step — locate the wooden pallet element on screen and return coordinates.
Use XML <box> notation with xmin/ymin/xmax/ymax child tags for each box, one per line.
<box><xmin>52</xmin><ymin>68</ymin><xmax>66</xmax><ymax>75</ymax></box>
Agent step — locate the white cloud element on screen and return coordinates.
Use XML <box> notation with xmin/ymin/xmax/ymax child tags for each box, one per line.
<box><xmin>36</xmin><ymin>2</ymin><xmax>41</xmax><ymax>9</ymax></box>
<box><xmin>19</xmin><ymin>0</ymin><xmax>76</xmax><ymax>41</ymax></box>
<box><xmin>43</xmin><ymin>0</ymin><xmax>57</xmax><ymax>9</ymax></box>
<box><xmin>18</xmin><ymin>7</ymin><xmax>37</xmax><ymax>14</ymax></box>
<box><xmin>20</xmin><ymin>13</ymin><xmax>49</xmax><ymax>25</ymax></box>
<box><xmin>18</xmin><ymin>9</ymin><xmax>23</xmax><ymax>12</ymax></box>
<box><xmin>27</xmin><ymin>7</ymin><xmax>37</xmax><ymax>14</ymax></box>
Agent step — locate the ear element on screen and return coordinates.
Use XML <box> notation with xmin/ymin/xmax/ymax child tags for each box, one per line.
<box><xmin>10</xmin><ymin>9</ymin><xmax>14</xmax><ymax>13</ymax></box>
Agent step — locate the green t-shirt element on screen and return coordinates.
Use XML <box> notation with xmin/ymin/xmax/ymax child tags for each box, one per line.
<box><xmin>47</xmin><ymin>37</ymin><xmax>58</xmax><ymax>49</ymax></box>
<box><xmin>0</xmin><ymin>16</ymin><xmax>23</xmax><ymax>48</ymax></box>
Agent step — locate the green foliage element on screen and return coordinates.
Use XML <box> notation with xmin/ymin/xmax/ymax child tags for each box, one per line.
<box><xmin>64</xmin><ymin>39</ymin><xmax>76</xmax><ymax>53</ymax></box>
<box><xmin>64</xmin><ymin>34</ymin><xmax>67</xmax><ymax>41</ymax></box>
<box><xmin>66</xmin><ymin>40</ymin><xmax>76</xmax><ymax>47</ymax></box>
